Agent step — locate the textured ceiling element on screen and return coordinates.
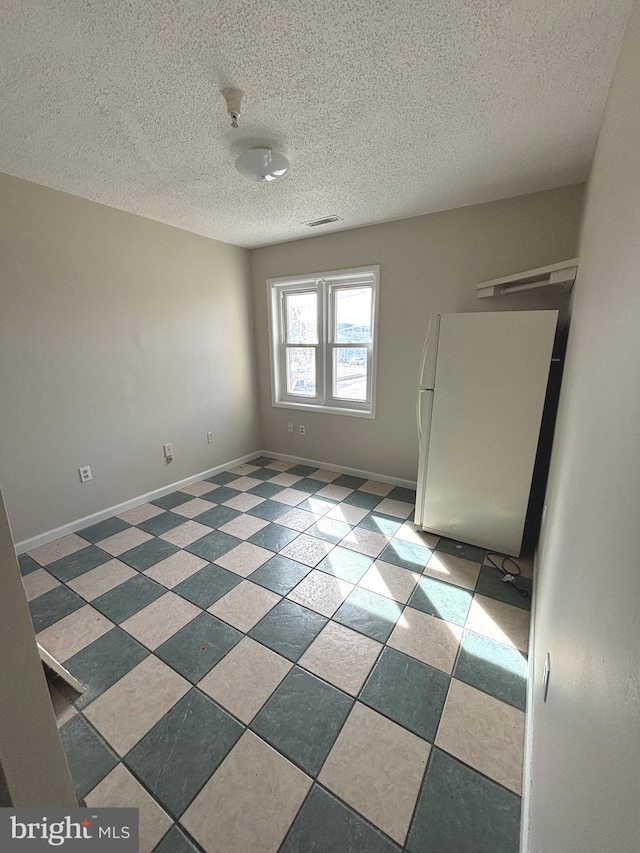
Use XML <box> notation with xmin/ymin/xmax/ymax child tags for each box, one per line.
<box><xmin>0</xmin><ymin>1</ymin><xmax>633</xmax><ymax>247</ymax></box>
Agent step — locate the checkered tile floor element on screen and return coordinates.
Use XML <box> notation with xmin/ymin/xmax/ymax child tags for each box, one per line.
<box><xmin>21</xmin><ymin>457</ymin><xmax>532</xmax><ymax>853</ymax></box>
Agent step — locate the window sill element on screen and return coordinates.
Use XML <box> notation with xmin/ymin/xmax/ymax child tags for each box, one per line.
<box><xmin>272</xmin><ymin>400</ymin><xmax>376</xmax><ymax>420</ymax></box>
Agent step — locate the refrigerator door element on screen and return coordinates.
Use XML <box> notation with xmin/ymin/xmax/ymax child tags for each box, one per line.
<box><xmin>415</xmin><ymin>389</ymin><xmax>434</xmax><ymax>520</ymax></box>
<box><xmin>419</xmin><ymin>310</ymin><xmax>558</xmax><ymax>556</ymax></box>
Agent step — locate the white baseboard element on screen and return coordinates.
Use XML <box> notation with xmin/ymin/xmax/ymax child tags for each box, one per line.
<box><xmin>15</xmin><ymin>449</ymin><xmax>415</xmax><ymax>555</ymax></box>
<box><xmin>14</xmin><ymin>450</ymin><xmax>262</xmax><ymax>554</ymax></box>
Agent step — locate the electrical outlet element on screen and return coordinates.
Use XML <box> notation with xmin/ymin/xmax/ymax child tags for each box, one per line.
<box><xmin>78</xmin><ymin>466</ymin><xmax>92</xmax><ymax>483</ymax></box>
<box><xmin>299</xmin><ymin>424</ymin><xmax>306</xmax><ymax>436</ymax></box>
<box><xmin>163</xmin><ymin>443</ymin><xmax>173</xmax><ymax>463</ymax></box>
<box><xmin>207</xmin><ymin>431</ymin><xmax>214</xmax><ymax>444</ymax></box>
<box><xmin>288</xmin><ymin>422</ymin><xmax>294</xmax><ymax>433</ymax></box>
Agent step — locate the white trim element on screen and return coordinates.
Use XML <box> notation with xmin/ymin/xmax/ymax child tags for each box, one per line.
<box><xmin>261</xmin><ymin>450</ymin><xmax>417</xmax><ymax>489</ymax></box>
<box><xmin>476</xmin><ymin>258</ymin><xmax>578</xmax><ymax>299</ymax></box>
<box><xmin>14</xmin><ymin>450</ymin><xmax>262</xmax><ymax>554</ymax></box>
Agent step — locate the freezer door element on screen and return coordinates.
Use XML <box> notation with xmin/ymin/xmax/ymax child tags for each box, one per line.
<box><xmin>415</xmin><ymin>389</ymin><xmax>434</xmax><ymax>520</ymax></box>
<box><xmin>418</xmin><ymin>314</ymin><xmax>440</xmax><ymax>390</ymax></box>
<box><xmin>419</xmin><ymin>310</ymin><xmax>557</xmax><ymax>556</ymax></box>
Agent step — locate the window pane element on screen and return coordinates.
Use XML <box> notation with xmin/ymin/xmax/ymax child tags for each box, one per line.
<box><xmin>333</xmin><ymin>348</ymin><xmax>367</xmax><ymax>401</ymax></box>
<box><xmin>286</xmin><ymin>291</ymin><xmax>318</xmax><ymax>344</ymax></box>
<box><xmin>334</xmin><ymin>287</ymin><xmax>372</xmax><ymax>343</ymax></box>
<box><xmin>286</xmin><ymin>347</ymin><xmax>316</xmax><ymax>396</ymax></box>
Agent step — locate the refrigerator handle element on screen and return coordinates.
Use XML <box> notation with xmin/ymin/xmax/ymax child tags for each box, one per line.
<box><xmin>416</xmin><ymin>390</ymin><xmax>423</xmax><ymax>442</ymax></box>
<box><xmin>418</xmin><ymin>314</ymin><xmax>440</xmax><ymax>389</ymax></box>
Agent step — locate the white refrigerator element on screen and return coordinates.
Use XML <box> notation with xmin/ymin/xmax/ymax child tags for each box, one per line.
<box><xmin>415</xmin><ymin>310</ymin><xmax>558</xmax><ymax>557</ymax></box>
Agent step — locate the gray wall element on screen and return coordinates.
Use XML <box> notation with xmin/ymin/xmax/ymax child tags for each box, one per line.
<box><xmin>526</xmin><ymin>3</ymin><xmax>640</xmax><ymax>851</ymax></box>
<box><xmin>250</xmin><ymin>185</ymin><xmax>584</xmax><ymax>482</ymax></box>
<box><xmin>0</xmin><ymin>174</ymin><xmax>259</xmax><ymax>543</ymax></box>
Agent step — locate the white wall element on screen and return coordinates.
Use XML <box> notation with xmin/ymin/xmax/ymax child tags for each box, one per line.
<box><xmin>526</xmin><ymin>3</ymin><xmax>640</xmax><ymax>851</ymax></box>
<box><xmin>250</xmin><ymin>185</ymin><xmax>584</xmax><ymax>481</ymax></box>
<box><xmin>0</xmin><ymin>174</ymin><xmax>260</xmax><ymax>542</ymax></box>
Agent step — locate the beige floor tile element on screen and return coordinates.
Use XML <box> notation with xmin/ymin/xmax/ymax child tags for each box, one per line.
<box><xmin>180</xmin><ymin>480</ymin><xmax>216</xmax><ymax>497</ymax></box>
<box><xmin>208</xmin><ymin>581</ymin><xmax>280</xmax><ymax>632</ymax></box>
<box><xmin>325</xmin><ymin>503</ymin><xmax>369</xmax><ymax>525</ymax></box>
<box><xmin>299</xmin><ymin>622</ymin><xmax>382</xmax><ymax>696</ymax></box>
<box><xmin>340</xmin><ymin>527</ymin><xmax>389</xmax><ymax>558</ymax></box>
<box><xmin>171</xmin><ymin>497</ymin><xmax>216</xmax><ymax>518</ymax></box>
<box><xmin>228</xmin><ymin>463</ymin><xmax>259</xmax><ymax>475</ymax></box>
<box><xmin>358</xmin><ymin>559</ymin><xmax>420</xmax><ymax>604</ymax></box>
<box><xmin>66</xmin><ymin>559</ymin><xmax>136</xmax><ymax>600</ymax></box>
<box><xmin>271</xmin><ymin>487</ymin><xmax>308</xmax><ymax>506</ymax></box>
<box><xmin>423</xmin><ymin>551</ymin><xmax>481</xmax><ymax>590</ymax></box>
<box><xmin>117</xmin><ymin>503</ymin><xmax>165</xmax><ymax>525</ymax></box>
<box><xmin>315</xmin><ymin>484</ymin><xmax>354</xmax><ymax>501</ymax></box>
<box><xmin>28</xmin><ymin>534</ymin><xmax>88</xmax><ymax>566</ymax></box>
<box><xmin>388</xmin><ymin>606</ymin><xmax>462</xmax><ymax>673</ymax></box>
<box><xmin>265</xmin><ymin>460</ymin><xmax>295</xmax><ymax>471</ymax></box>
<box><xmin>229</xmin><ymin>475</ymin><xmax>263</xmax><ymax>491</ymax></box>
<box><xmin>224</xmin><ymin>493</ymin><xmax>266</xmax><ymax>512</ymax></box>
<box><xmin>219</xmin><ymin>514</ymin><xmax>270</xmax><ymax>540</ymax></box>
<box><xmin>182</xmin><ymin>731</ymin><xmax>311</xmax><ymax>853</ymax></box>
<box><xmin>84</xmin><ymin>656</ymin><xmax>190</xmax><ymax>756</ymax></box>
<box><xmin>86</xmin><ymin>764</ymin><xmax>172</xmax><ymax>852</ymax></box>
<box><xmin>307</xmin><ymin>468</ymin><xmax>340</xmax><ymax>482</ymax></box>
<box><xmin>436</xmin><ymin>679</ymin><xmax>525</xmax><ymax>794</ymax></box>
<box><xmin>279</xmin><ymin>534</ymin><xmax>334</xmax><ymax>567</ymax></box>
<box><xmin>465</xmin><ymin>594</ymin><xmax>530</xmax><ymax>652</ymax></box>
<box><xmin>144</xmin><ymin>551</ymin><xmax>207</xmax><ymax>588</ymax></box>
<box><xmin>276</xmin><ymin>508</ymin><xmax>321</xmax><ymax>532</ymax></box>
<box><xmin>359</xmin><ymin>480</ymin><xmax>394</xmax><ymax>496</ymax></box>
<box><xmin>22</xmin><ymin>568</ymin><xmax>60</xmax><ymax>601</ymax></box>
<box><xmin>319</xmin><ymin>702</ymin><xmax>430</xmax><ymax>844</ymax></box>
<box><xmin>120</xmin><ymin>592</ymin><xmax>200</xmax><ymax>649</ymax></box>
<box><xmin>199</xmin><ymin>637</ymin><xmax>292</xmax><ymax>723</ymax></box>
<box><xmin>215</xmin><ymin>542</ymin><xmax>274</xmax><ymax>577</ymax></box>
<box><xmin>394</xmin><ymin>522</ymin><xmax>440</xmax><ymax>549</ymax></box>
<box><xmin>269</xmin><ymin>472</ymin><xmax>302</xmax><ymax>486</ymax></box>
<box><xmin>37</xmin><ymin>605</ymin><xmax>112</xmax><ymax>662</ymax></box>
<box><xmin>159</xmin><ymin>520</ymin><xmax>211</xmax><ymax>547</ymax></box>
<box><xmin>288</xmin><ymin>569</ymin><xmax>354</xmax><ymax>617</ymax></box>
<box><xmin>96</xmin><ymin>527</ymin><xmax>152</xmax><ymax>557</ymax></box>
<box><xmin>374</xmin><ymin>498</ymin><xmax>414</xmax><ymax>519</ymax></box>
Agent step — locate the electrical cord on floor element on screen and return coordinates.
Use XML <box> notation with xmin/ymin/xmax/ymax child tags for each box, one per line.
<box><xmin>485</xmin><ymin>552</ymin><xmax>530</xmax><ymax>599</ymax></box>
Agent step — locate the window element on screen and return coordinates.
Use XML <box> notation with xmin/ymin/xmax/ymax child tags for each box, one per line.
<box><xmin>267</xmin><ymin>266</ymin><xmax>380</xmax><ymax>418</ymax></box>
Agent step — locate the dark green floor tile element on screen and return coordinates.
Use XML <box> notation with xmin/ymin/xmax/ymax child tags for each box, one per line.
<box><xmin>247</xmin><ymin>523</ymin><xmax>299</xmax><ymax>552</ymax></box>
<box><xmin>92</xmin><ymin>574</ymin><xmax>166</xmax><ymax>623</ymax></box>
<box><xmin>475</xmin><ymin>565</ymin><xmax>532</xmax><ymax>611</ymax></box>
<box><xmin>387</xmin><ymin>486</ymin><xmax>416</xmax><ymax>504</ymax></box>
<box><xmin>136</xmin><ymin>511</ymin><xmax>186</xmax><ymax>536</ymax></box>
<box><xmin>206</xmin><ymin>471</ymin><xmax>239</xmax><ymax>485</ymax></box>
<box><xmin>379</xmin><ymin>538</ymin><xmax>432</xmax><ymax>571</ymax></box>
<box><xmin>78</xmin><ymin>516</ymin><xmax>131</xmax><ymax>543</ymax></box>
<box><xmin>316</xmin><ymin>546</ymin><xmax>373</xmax><ymax>583</ymax></box>
<box><xmin>250</xmin><ymin>467</ymin><xmax>278</xmax><ymax>481</ymax></box>
<box><xmin>201</xmin><ymin>485</ymin><xmax>241</xmax><ymax>504</ymax></box>
<box><xmin>119</xmin><ymin>538</ymin><xmax>179</xmax><ymax>571</ymax></box>
<box><xmin>59</xmin><ymin>715</ymin><xmax>118</xmax><ymax>799</ymax></box>
<box><xmin>248</xmin><ymin>481</ymin><xmax>285</xmax><ymax>499</ymax></box>
<box><xmin>408</xmin><ymin>576</ymin><xmax>473</xmax><ymax>626</ymax></box>
<box><xmin>342</xmin><ymin>491</ymin><xmax>381</xmax><ymax>510</ymax></box>
<box><xmin>47</xmin><ymin>545</ymin><xmax>112</xmax><ymax>583</ymax></box>
<box><xmin>152</xmin><ymin>491</ymin><xmax>192</xmax><ymax>510</ymax></box>
<box><xmin>154</xmin><ymin>826</ymin><xmax>199</xmax><ymax>853</ymax></box>
<box><xmin>249</xmin><ymin>599</ymin><xmax>327</xmax><ymax>661</ymax></box>
<box><xmin>250</xmin><ymin>456</ymin><xmax>276</xmax><ymax>466</ymax></box>
<box><xmin>185</xmin><ymin>530</ymin><xmax>241</xmax><ymax>562</ymax></box>
<box><xmin>332</xmin><ymin>474</ymin><xmax>366</xmax><ymax>490</ymax></box>
<box><xmin>281</xmin><ymin>785</ymin><xmax>399</xmax><ymax>853</ymax></box>
<box><xmin>358</xmin><ymin>512</ymin><xmax>402</xmax><ymax>537</ymax></box>
<box><xmin>306</xmin><ymin>518</ymin><xmax>351</xmax><ymax>544</ymax></box>
<box><xmin>155</xmin><ymin>612</ymin><xmax>242</xmax><ymax>683</ymax></box>
<box><xmin>297</xmin><ymin>496</ymin><xmax>339</xmax><ymax>515</ymax></box>
<box><xmin>436</xmin><ymin>537</ymin><xmax>486</xmax><ymax>563</ymax></box>
<box><xmin>454</xmin><ymin>631</ymin><xmax>528</xmax><ymax>711</ymax></box>
<box><xmin>64</xmin><ymin>627</ymin><xmax>149</xmax><ymax>709</ymax></box>
<box><xmin>290</xmin><ymin>477</ymin><xmax>324</xmax><ymax>493</ymax></box>
<box><xmin>249</xmin><ymin>555</ymin><xmax>311</xmax><ymax>596</ymax></box>
<box><xmin>19</xmin><ymin>553</ymin><xmax>41</xmax><ymax>575</ymax></box>
<box><xmin>125</xmin><ymin>689</ymin><xmax>242</xmax><ymax>818</ymax></box>
<box><xmin>174</xmin><ymin>564</ymin><xmax>241</xmax><ymax>608</ymax></box>
<box><xmin>333</xmin><ymin>587</ymin><xmax>403</xmax><ymax>642</ymax></box>
<box><xmin>195</xmin><ymin>505</ymin><xmax>241</xmax><ymax>529</ymax></box>
<box><xmin>247</xmin><ymin>500</ymin><xmax>288</xmax><ymax>521</ymax></box>
<box><xmin>407</xmin><ymin>749</ymin><xmax>521</xmax><ymax>853</ymax></box>
<box><xmin>251</xmin><ymin>667</ymin><xmax>352</xmax><ymax>775</ymax></box>
<box><xmin>361</xmin><ymin>647</ymin><xmax>449</xmax><ymax>741</ymax></box>
<box><xmin>29</xmin><ymin>585</ymin><xmax>84</xmax><ymax>632</ymax></box>
<box><xmin>287</xmin><ymin>464</ymin><xmax>317</xmax><ymax>477</ymax></box>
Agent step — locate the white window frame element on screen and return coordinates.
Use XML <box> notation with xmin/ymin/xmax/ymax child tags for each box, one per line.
<box><xmin>267</xmin><ymin>266</ymin><xmax>380</xmax><ymax>419</ymax></box>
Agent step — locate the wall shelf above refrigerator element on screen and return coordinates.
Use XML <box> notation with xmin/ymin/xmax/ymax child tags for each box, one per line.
<box><xmin>476</xmin><ymin>258</ymin><xmax>579</xmax><ymax>299</ymax></box>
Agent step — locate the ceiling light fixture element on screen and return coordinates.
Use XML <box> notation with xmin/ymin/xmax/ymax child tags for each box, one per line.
<box><xmin>235</xmin><ymin>147</ymin><xmax>290</xmax><ymax>183</ymax></box>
